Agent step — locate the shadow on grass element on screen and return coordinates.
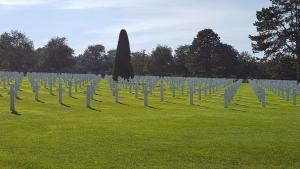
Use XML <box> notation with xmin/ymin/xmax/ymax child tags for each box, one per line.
<box><xmin>165</xmin><ymin>101</ymin><xmax>176</xmax><ymax>104</ymax></box>
<box><xmin>147</xmin><ymin>106</ymin><xmax>160</xmax><ymax>110</ymax></box>
<box><xmin>36</xmin><ymin>100</ymin><xmax>45</xmax><ymax>103</ymax></box>
<box><xmin>70</xmin><ymin>96</ymin><xmax>78</xmax><ymax>99</ymax></box>
<box><xmin>16</xmin><ymin>96</ymin><xmax>23</xmax><ymax>100</ymax></box>
<box><xmin>194</xmin><ymin>105</ymin><xmax>210</xmax><ymax>109</ymax></box>
<box><xmin>50</xmin><ymin>93</ymin><xmax>56</xmax><ymax>96</ymax></box>
<box><xmin>61</xmin><ymin>103</ymin><xmax>71</xmax><ymax>108</ymax></box>
<box><xmin>88</xmin><ymin>107</ymin><xmax>101</xmax><ymax>112</ymax></box>
<box><xmin>231</xmin><ymin>103</ymin><xmax>250</xmax><ymax>108</ymax></box>
<box><xmin>92</xmin><ymin>98</ymin><xmax>102</xmax><ymax>103</ymax></box>
<box><xmin>266</xmin><ymin>106</ymin><xmax>279</xmax><ymax>110</ymax></box>
<box><xmin>231</xmin><ymin>108</ymin><xmax>248</xmax><ymax>112</ymax></box>
<box><xmin>206</xmin><ymin>100</ymin><xmax>218</xmax><ymax>104</ymax></box>
<box><xmin>119</xmin><ymin>102</ymin><xmax>129</xmax><ymax>106</ymax></box>
<box><xmin>11</xmin><ymin>110</ymin><xmax>21</xmax><ymax>116</ymax></box>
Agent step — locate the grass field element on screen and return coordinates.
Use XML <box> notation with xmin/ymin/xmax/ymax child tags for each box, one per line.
<box><xmin>0</xmin><ymin>78</ymin><xmax>299</xmax><ymax>169</ymax></box>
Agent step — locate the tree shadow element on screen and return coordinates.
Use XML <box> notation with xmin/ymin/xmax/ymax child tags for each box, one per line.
<box><xmin>61</xmin><ymin>103</ymin><xmax>71</xmax><ymax>108</ymax></box>
<box><xmin>11</xmin><ymin>110</ymin><xmax>21</xmax><ymax>116</ymax></box>
<box><xmin>70</xmin><ymin>96</ymin><xmax>78</xmax><ymax>99</ymax></box>
<box><xmin>50</xmin><ymin>93</ymin><xmax>56</xmax><ymax>96</ymax></box>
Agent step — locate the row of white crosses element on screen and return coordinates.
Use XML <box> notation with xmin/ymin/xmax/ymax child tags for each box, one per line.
<box><xmin>0</xmin><ymin>71</ymin><xmax>24</xmax><ymax>113</ymax></box>
<box><xmin>148</xmin><ymin>76</ymin><xmax>233</xmax><ymax>106</ymax></box>
<box><xmin>86</xmin><ymin>76</ymin><xmax>101</xmax><ymax>108</ymax></box>
<box><xmin>249</xmin><ymin>80</ymin><xmax>266</xmax><ymax>107</ymax></box>
<box><xmin>107</xmin><ymin>76</ymin><xmax>159</xmax><ymax>105</ymax></box>
<box><xmin>141</xmin><ymin>77</ymin><xmax>158</xmax><ymax>106</ymax></box>
<box><xmin>187</xmin><ymin>78</ymin><xmax>234</xmax><ymax>105</ymax></box>
<box><xmin>224</xmin><ymin>80</ymin><xmax>242</xmax><ymax>108</ymax></box>
<box><xmin>1</xmin><ymin>71</ymin><xmax>244</xmax><ymax>112</ymax></box>
<box><xmin>107</xmin><ymin>75</ymin><xmax>235</xmax><ymax>107</ymax></box>
<box><xmin>27</xmin><ymin>72</ymin><xmax>101</xmax><ymax>107</ymax></box>
<box><xmin>257</xmin><ymin>79</ymin><xmax>299</xmax><ymax>105</ymax></box>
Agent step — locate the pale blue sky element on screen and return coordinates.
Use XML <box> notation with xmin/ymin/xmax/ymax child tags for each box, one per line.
<box><xmin>0</xmin><ymin>0</ymin><xmax>271</xmax><ymax>56</ymax></box>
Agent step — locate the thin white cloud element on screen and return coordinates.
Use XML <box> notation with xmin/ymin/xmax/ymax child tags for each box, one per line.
<box><xmin>0</xmin><ymin>0</ymin><xmax>271</xmax><ymax>56</ymax></box>
<box><xmin>61</xmin><ymin>0</ymin><xmax>152</xmax><ymax>9</ymax></box>
<box><xmin>86</xmin><ymin>4</ymin><xmax>234</xmax><ymax>47</ymax></box>
<box><xmin>0</xmin><ymin>0</ymin><xmax>48</xmax><ymax>5</ymax></box>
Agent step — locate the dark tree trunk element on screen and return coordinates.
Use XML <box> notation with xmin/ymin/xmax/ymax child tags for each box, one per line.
<box><xmin>296</xmin><ymin>30</ymin><xmax>300</xmax><ymax>84</ymax></box>
<box><xmin>297</xmin><ymin>53</ymin><xmax>300</xmax><ymax>84</ymax></box>
<box><xmin>296</xmin><ymin>4</ymin><xmax>300</xmax><ymax>84</ymax></box>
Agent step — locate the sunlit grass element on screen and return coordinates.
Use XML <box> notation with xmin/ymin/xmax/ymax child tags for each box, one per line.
<box><xmin>0</xmin><ymin>78</ymin><xmax>299</xmax><ymax>169</ymax></box>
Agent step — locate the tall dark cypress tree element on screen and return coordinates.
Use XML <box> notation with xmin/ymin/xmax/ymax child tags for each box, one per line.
<box><xmin>112</xmin><ymin>29</ymin><xmax>134</xmax><ymax>81</ymax></box>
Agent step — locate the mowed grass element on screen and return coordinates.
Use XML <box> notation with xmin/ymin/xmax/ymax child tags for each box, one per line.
<box><xmin>0</xmin><ymin>78</ymin><xmax>299</xmax><ymax>169</ymax></box>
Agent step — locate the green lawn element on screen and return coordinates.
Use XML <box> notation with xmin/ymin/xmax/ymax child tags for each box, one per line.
<box><xmin>0</xmin><ymin>78</ymin><xmax>299</xmax><ymax>169</ymax></box>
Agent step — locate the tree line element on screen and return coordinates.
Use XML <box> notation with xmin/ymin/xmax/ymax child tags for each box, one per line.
<box><xmin>0</xmin><ymin>28</ymin><xmax>296</xmax><ymax>80</ymax></box>
<box><xmin>0</xmin><ymin>0</ymin><xmax>299</xmax><ymax>82</ymax></box>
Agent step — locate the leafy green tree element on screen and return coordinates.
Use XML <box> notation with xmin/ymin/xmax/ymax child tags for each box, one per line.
<box><xmin>131</xmin><ymin>50</ymin><xmax>149</xmax><ymax>75</ymax></box>
<box><xmin>250</xmin><ymin>0</ymin><xmax>300</xmax><ymax>83</ymax></box>
<box><xmin>174</xmin><ymin>45</ymin><xmax>190</xmax><ymax>76</ymax></box>
<box><xmin>104</xmin><ymin>49</ymin><xmax>116</xmax><ymax>75</ymax></box>
<box><xmin>236</xmin><ymin>51</ymin><xmax>260</xmax><ymax>79</ymax></box>
<box><xmin>113</xmin><ymin>29</ymin><xmax>134</xmax><ymax>81</ymax></box>
<box><xmin>41</xmin><ymin>37</ymin><xmax>75</xmax><ymax>73</ymax></box>
<box><xmin>80</xmin><ymin>44</ymin><xmax>106</xmax><ymax>74</ymax></box>
<box><xmin>0</xmin><ymin>30</ymin><xmax>35</xmax><ymax>72</ymax></box>
<box><xmin>186</xmin><ymin>29</ymin><xmax>220</xmax><ymax>76</ymax></box>
<box><xmin>266</xmin><ymin>55</ymin><xmax>297</xmax><ymax>80</ymax></box>
<box><xmin>149</xmin><ymin>45</ymin><xmax>173</xmax><ymax>76</ymax></box>
<box><xmin>73</xmin><ymin>54</ymin><xmax>85</xmax><ymax>73</ymax></box>
<box><xmin>211</xmin><ymin>43</ymin><xmax>239</xmax><ymax>77</ymax></box>
<box><xmin>35</xmin><ymin>47</ymin><xmax>48</xmax><ymax>72</ymax></box>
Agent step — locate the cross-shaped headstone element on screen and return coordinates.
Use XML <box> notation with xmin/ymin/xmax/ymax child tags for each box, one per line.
<box><xmin>86</xmin><ymin>85</ymin><xmax>91</xmax><ymax>108</ymax></box>
<box><xmin>292</xmin><ymin>88</ymin><xmax>297</xmax><ymax>106</ymax></box>
<box><xmin>143</xmin><ymin>82</ymin><xmax>148</xmax><ymax>106</ymax></box>
<box><xmin>135</xmin><ymin>80</ymin><xmax>139</xmax><ymax>99</ymax></box>
<box><xmin>58</xmin><ymin>79</ymin><xmax>64</xmax><ymax>104</ymax></box>
<box><xmin>9</xmin><ymin>84</ymin><xmax>16</xmax><ymax>112</ymax></box>
<box><xmin>68</xmin><ymin>80</ymin><xmax>72</xmax><ymax>97</ymax></box>
<box><xmin>115</xmin><ymin>82</ymin><xmax>119</xmax><ymax>103</ymax></box>
<box><xmin>198</xmin><ymin>83</ymin><xmax>202</xmax><ymax>100</ymax></box>
<box><xmin>49</xmin><ymin>79</ymin><xmax>54</xmax><ymax>95</ymax></box>
<box><xmin>189</xmin><ymin>83</ymin><xmax>194</xmax><ymax>105</ymax></box>
<box><xmin>160</xmin><ymin>79</ymin><xmax>164</xmax><ymax>102</ymax></box>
